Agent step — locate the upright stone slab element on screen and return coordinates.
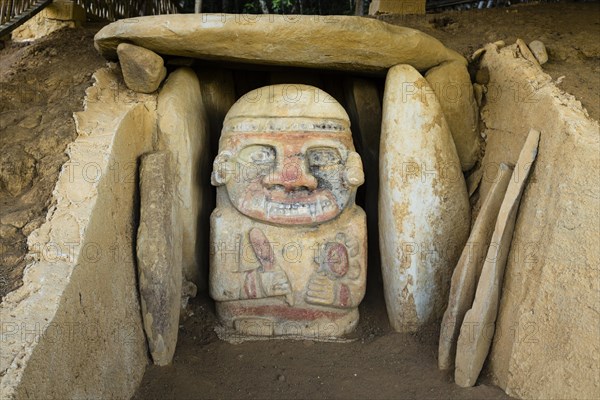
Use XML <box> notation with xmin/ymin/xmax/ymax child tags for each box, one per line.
<box><xmin>343</xmin><ymin>78</ymin><xmax>382</xmax><ymax>160</ymax></box>
<box><xmin>137</xmin><ymin>151</ymin><xmax>182</xmax><ymax>365</ymax></box>
<box><xmin>197</xmin><ymin>68</ymin><xmax>237</xmax><ymax>155</ymax></box>
<box><xmin>455</xmin><ymin>129</ymin><xmax>540</xmax><ymax>387</ymax></box>
<box><xmin>438</xmin><ymin>163</ymin><xmax>512</xmax><ymax>370</ymax></box>
<box><xmin>157</xmin><ymin>67</ymin><xmax>210</xmax><ymax>288</ymax></box>
<box><xmin>425</xmin><ymin>61</ymin><xmax>481</xmax><ymax>171</ymax></box>
<box><xmin>344</xmin><ymin>78</ymin><xmax>382</xmax><ymax>271</ymax></box>
<box><xmin>379</xmin><ymin>64</ymin><xmax>471</xmax><ymax>332</ymax></box>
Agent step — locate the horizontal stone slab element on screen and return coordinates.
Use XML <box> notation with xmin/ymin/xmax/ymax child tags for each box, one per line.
<box><xmin>94</xmin><ymin>14</ymin><xmax>465</xmax><ymax>74</ymax></box>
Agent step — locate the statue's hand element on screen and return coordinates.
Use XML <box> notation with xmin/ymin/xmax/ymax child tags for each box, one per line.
<box><xmin>261</xmin><ymin>270</ymin><xmax>291</xmax><ymax>297</ymax></box>
<box><xmin>305</xmin><ymin>273</ymin><xmax>336</xmax><ymax>306</ymax></box>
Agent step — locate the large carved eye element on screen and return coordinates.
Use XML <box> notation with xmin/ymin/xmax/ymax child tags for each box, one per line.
<box><xmin>239</xmin><ymin>145</ymin><xmax>276</xmax><ymax>165</ymax></box>
<box><xmin>307</xmin><ymin>147</ymin><xmax>341</xmax><ymax>167</ymax></box>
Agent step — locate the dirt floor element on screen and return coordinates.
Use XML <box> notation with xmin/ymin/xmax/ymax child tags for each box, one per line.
<box><xmin>134</xmin><ymin>294</ymin><xmax>509</xmax><ymax>399</ymax></box>
<box><xmin>0</xmin><ymin>2</ymin><xmax>598</xmax><ymax>399</ymax></box>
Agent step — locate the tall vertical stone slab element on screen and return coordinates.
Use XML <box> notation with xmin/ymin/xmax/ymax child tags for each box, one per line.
<box><xmin>344</xmin><ymin>78</ymin><xmax>382</xmax><ymax>273</ymax></box>
<box><xmin>425</xmin><ymin>61</ymin><xmax>481</xmax><ymax>171</ymax></box>
<box><xmin>157</xmin><ymin>67</ymin><xmax>210</xmax><ymax>289</ymax></box>
<box><xmin>455</xmin><ymin>129</ymin><xmax>540</xmax><ymax>387</ymax></box>
<box><xmin>197</xmin><ymin>68</ymin><xmax>237</xmax><ymax>155</ymax></box>
<box><xmin>137</xmin><ymin>151</ymin><xmax>182</xmax><ymax>365</ymax></box>
<box><xmin>438</xmin><ymin>163</ymin><xmax>512</xmax><ymax>370</ymax></box>
<box><xmin>379</xmin><ymin>64</ymin><xmax>471</xmax><ymax>332</ymax></box>
<box><xmin>344</xmin><ymin>78</ymin><xmax>382</xmax><ymax>161</ymax></box>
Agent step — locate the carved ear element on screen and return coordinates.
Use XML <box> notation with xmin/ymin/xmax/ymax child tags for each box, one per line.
<box><xmin>344</xmin><ymin>151</ymin><xmax>365</xmax><ymax>187</ymax></box>
<box><xmin>211</xmin><ymin>151</ymin><xmax>233</xmax><ymax>186</ymax></box>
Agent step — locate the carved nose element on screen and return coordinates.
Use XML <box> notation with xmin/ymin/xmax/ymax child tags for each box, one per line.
<box><xmin>264</xmin><ymin>158</ymin><xmax>318</xmax><ymax>192</ymax></box>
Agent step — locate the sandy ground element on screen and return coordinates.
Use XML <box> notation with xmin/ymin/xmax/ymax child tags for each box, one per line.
<box><xmin>0</xmin><ymin>2</ymin><xmax>598</xmax><ymax>398</ymax></box>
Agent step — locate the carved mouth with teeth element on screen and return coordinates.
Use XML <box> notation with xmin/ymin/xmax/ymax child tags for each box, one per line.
<box><xmin>236</xmin><ymin>190</ymin><xmax>342</xmax><ymax>225</ymax></box>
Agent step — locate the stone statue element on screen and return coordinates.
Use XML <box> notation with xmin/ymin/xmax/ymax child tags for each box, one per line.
<box><xmin>210</xmin><ymin>84</ymin><xmax>367</xmax><ymax>338</ymax></box>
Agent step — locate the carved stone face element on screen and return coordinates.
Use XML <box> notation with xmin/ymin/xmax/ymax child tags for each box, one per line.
<box><xmin>212</xmin><ymin>85</ymin><xmax>364</xmax><ymax>226</ymax></box>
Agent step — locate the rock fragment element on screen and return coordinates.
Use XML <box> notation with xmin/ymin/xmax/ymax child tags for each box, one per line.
<box><xmin>528</xmin><ymin>40</ymin><xmax>549</xmax><ymax>65</ymax></box>
<box><xmin>516</xmin><ymin>39</ymin><xmax>541</xmax><ymax>69</ymax></box>
<box><xmin>117</xmin><ymin>43</ymin><xmax>167</xmax><ymax>93</ymax></box>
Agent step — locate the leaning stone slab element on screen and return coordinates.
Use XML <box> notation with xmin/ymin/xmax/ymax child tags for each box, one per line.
<box><xmin>94</xmin><ymin>14</ymin><xmax>465</xmax><ymax>74</ymax></box>
<box><xmin>438</xmin><ymin>163</ymin><xmax>512</xmax><ymax>370</ymax></box>
<box><xmin>425</xmin><ymin>61</ymin><xmax>481</xmax><ymax>171</ymax></box>
<box><xmin>455</xmin><ymin>129</ymin><xmax>540</xmax><ymax>387</ymax></box>
<box><xmin>117</xmin><ymin>43</ymin><xmax>167</xmax><ymax>93</ymax></box>
<box><xmin>379</xmin><ymin>64</ymin><xmax>471</xmax><ymax>333</ymax></box>
<box><xmin>137</xmin><ymin>151</ymin><xmax>182</xmax><ymax>366</ymax></box>
<box><xmin>157</xmin><ymin>67</ymin><xmax>210</xmax><ymax>288</ymax></box>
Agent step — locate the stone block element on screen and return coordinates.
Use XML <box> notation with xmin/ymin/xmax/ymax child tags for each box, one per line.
<box><xmin>117</xmin><ymin>43</ymin><xmax>167</xmax><ymax>94</ymax></box>
<box><xmin>528</xmin><ymin>40</ymin><xmax>548</xmax><ymax>65</ymax></box>
<box><xmin>11</xmin><ymin>1</ymin><xmax>85</xmax><ymax>42</ymax></box>
<box><xmin>137</xmin><ymin>151</ymin><xmax>182</xmax><ymax>365</ymax></box>
<box><xmin>425</xmin><ymin>61</ymin><xmax>481</xmax><ymax>171</ymax></box>
<box><xmin>157</xmin><ymin>67</ymin><xmax>210</xmax><ymax>289</ymax></box>
<box><xmin>477</xmin><ymin>42</ymin><xmax>599</xmax><ymax>399</ymax></box>
<box><xmin>94</xmin><ymin>15</ymin><xmax>465</xmax><ymax>74</ymax></box>
<box><xmin>44</xmin><ymin>1</ymin><xmax>86</xmax><ymax>22</ymax></box>
<box><xmin>379</xmin><ymin>64</ymin><xmax>471</xmax><ymax>332</ymax></box>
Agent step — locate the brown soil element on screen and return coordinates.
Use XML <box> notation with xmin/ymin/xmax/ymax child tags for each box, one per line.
<box><xmin>134</xmin><ymin>294</ymin><xmax>509</xmax><ymax>399</ymax></box>
<box><xmin>0</xmin><ymin>25</ymin><xmax>106</xmax><ymax>299</ymax></box>
<box><xmin>0</xmin><ymin>2</ymin><xmax>597</xmax><ymax>398</ymax></box>
<box><xmin>380</xmin><ymin>2</ymin><xmax>600</xmax><ymax>121</ymax></box>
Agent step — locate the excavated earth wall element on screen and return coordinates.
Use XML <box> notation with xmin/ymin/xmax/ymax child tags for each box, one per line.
<box><xmin>0</xmin><ymin>67</ymin><xmax>155</xmax><ymax>399</ymax></box>
<box><xmin>477</xmin><ymin>43</ymin><xmax>599</xmax><ymax>400</ymax></box>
